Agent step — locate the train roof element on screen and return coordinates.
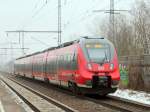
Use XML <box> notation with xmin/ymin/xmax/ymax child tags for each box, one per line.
<box><xmin>16</xmin><ymin>36</ymin><xmax>108</xmax><ymax>60</ymax></box>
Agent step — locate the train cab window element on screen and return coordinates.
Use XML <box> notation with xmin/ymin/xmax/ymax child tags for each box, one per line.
<box><xmin>81</xmin><ymin>40</ymin><xmax>115</xmax><ymax>64</ymax></box>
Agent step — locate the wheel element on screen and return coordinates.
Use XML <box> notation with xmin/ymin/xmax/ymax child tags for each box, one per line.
<box><xmin>99</xmin><ymin>94</ymin><xmax>107</xmax><ymax>97</ymax></box>
<box><xmin>32</xmin><ymin>76</ymin><xmax>35</xmax><ymax>80</ymax></box>
<box><xmin>68</xmin><ymin>82</ymin><xmax>81</xmax><ymax>95</ymax></box>
<box><xmin>44</xmin><ymin>78</ymin><xmax>49</xmax><ymax>83</ymax></box>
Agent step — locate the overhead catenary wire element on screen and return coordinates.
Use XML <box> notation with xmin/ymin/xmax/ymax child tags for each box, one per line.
<box><xmin>32</xmin><ymin>0</ymin><xmax>41</xmax><ymax>12</ymax></box>
<box><xmin>63</xmin><ymin>0</ymin><xmax>125</xmax><ymax>31</ymax></box>
<box><xmin>17</xmin><ymin>0</ymin><xmax>45</xmax><ymax>29</ymax></box>
<box><xmin>30</xmin><ymin>36</ymin><xmax>49</xmax><ymax>47</ymax></box>
<box><xmin>63</xmin><ymin>0</ymin><xmax>108</xmax><ymax>31</ymax></box>
<box><xmin>32</xmin><ymin>0</ymin><xmax>49</xmax><ymax>18</ymax></box>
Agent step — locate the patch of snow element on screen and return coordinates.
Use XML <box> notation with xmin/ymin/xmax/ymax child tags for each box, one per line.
<box><xmin>110</xmin><ymin>89</ymin><xmax>150</xmax><ymax>105</ymax></box>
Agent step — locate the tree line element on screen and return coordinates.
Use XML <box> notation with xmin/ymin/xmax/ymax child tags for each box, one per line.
<box><xmin>96</xmin><ymin>0</ymin><xmax>150</xmax><ymax>56</ymax></box>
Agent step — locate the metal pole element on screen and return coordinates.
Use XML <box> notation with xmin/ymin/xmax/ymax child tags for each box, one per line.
<box><xmin>19</xmin><ymin>32</ymin><xmax>21</xmax><ymax>44</ymax></box>
<box><xmin>93</xmin><ymin>0</ymin><xmax>128</xmax><ymax>47</ymax></box>
<box><xmin>110</xmin><ymin>0</ymin><xmax>115</xmax><ymax>45</ymax></box>
<box><xmin>22</xmin><ymin>32</ymin><xmax>25</xmax><ymax>55</ymax></box>
<box><xmin>10</xmin><ymin>43</ymin><xmax>13</xmax><ymax>74</ymax></box>
<box><xmin>58</xmin><ymin>0</ymin><xmax>59</xmax><ymax>46</ymax></box>
<box><xmin>58</xmin><ymin>0</ymin><xmax>61</xmax><ymax>45</ymax></box>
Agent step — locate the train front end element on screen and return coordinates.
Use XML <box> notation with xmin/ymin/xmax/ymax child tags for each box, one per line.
<box><xmin>77</xmin><ymin>37</ymin><xmax>120</xmax><ymax>95</ymax></box>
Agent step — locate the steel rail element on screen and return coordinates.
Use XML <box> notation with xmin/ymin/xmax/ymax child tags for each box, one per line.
<box><xmin>2</xmin><ymin>76</ymin><xmax>77</xmax><ymax>112</ymax></box>
<box><xmin>84</xmin><ymin>95</ymin><xmax>150</xmax><ymax>112</ymax></box>
<box><xmin>6</xmin><ymin>74</ymin><xmax>150</xmax><ymax>112</ymax></box>
<box><xmin>107</xmin><ymin>95</ymin><xmax>150</xmax><ymax>109</ymax></box>
<box><xmin>0</xmin><ymin>78</ymin><xmax>40</xmax><ymax>112</ymax></box>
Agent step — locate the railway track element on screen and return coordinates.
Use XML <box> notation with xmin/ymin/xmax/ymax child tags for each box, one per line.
<box><xmin>2</xmin><ymin>73</ymin><xmax>150</xmax><ymax>112</ymax></box>
<box><xmin>84</xmin><ymin>95</ymin><xmax>150</xmax><ymax>112</ymax></box>
<box><xmin>0</xmin><ymin>75</ymin><xmax>77</xmax><ymax>112</ymax></box>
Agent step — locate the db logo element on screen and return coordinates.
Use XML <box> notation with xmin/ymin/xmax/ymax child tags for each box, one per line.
<box><xmin>98</xmin><ymin>66</ymin><xmax>104</xmax><ymax>70</ymax></box>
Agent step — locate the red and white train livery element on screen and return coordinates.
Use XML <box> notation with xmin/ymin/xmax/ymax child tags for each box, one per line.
<box><xmin>14</xmin><ymin>37</ymin><xmax>120</xmax><ymax>95</ymax></box>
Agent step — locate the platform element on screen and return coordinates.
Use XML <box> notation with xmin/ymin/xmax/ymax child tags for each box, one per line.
<box><xmin>0</xmin><ymin>80</ymin><xmax>27</xmax><ymax>112</ymax></box>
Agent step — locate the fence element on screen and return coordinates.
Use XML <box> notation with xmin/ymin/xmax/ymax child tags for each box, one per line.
<box><xmin>119</xmin><ymin>55</ymin><xmax>150</xmax><ymax>91</ymax></box>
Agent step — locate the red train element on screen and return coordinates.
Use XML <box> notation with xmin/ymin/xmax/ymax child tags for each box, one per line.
<box><xmin>14</xmin><ymin>37</ymin><xmax>120</xmax><ymax>95</ymax></box>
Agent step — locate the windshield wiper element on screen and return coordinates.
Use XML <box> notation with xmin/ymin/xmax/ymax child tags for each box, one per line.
<box><xmin>104</xmin><ymin>50</ymin><xmax>109</xmax><ymax>63</ymax></box>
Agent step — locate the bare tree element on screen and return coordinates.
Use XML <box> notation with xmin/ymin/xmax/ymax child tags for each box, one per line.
<box><xmin>92</xmin><ymin>0</ymin><xmax>150</xmax><ymax>91</ymax></box>
<box><xmin>132</xmin><ymin>0</ymin><xmax>150</xmax><ymax>54</ymax></box>
<box><xmin>94</xmin><ymin>0</ymin><xmax>150</xmax><ymax>56</ymax></box>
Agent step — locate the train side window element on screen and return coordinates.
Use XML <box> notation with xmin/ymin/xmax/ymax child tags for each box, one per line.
<box><xmin>68</xmin><ymin>54</ymin><xmax>72</xmax><ymax>70</ymax></box>
<box><xmin>58</xmin><ymin>55</ymin><xmax>60</xmax><ymax>71</ymax></box>
<box><xmin>57</xmin><ymin>55</ymin><xmax>60</xmax><ymax>71</ymax></box>
<box><xmin>66</xmin><ymin>54</ymin><xmax>69</xmax><ymax>70</ymax></box>
<box><xmin>65</xmin><ymin>54</ymin><xmax>67</xmax><ymax>70</ymax></box>
<box><xmin>65</xmin><ymin>54</ymin><xmax>68</xmax><ymax>70</ymax></box>
<box><xmin>53</xmin><ymin>56</ymin><xmax>56</xmax><ymax>74</ymax></box>
<box><xmin>51</xmin><ymin>59</ymin><xmax>53</xmax><ymax>74</ymax></box>
<box><xmin>47</xmin><ymin>61</ymin><xmax>49</xmax><ymax>73</ymax></box>
<box><xmin>53</xmin><ymin>58</ymin><xmax>56</xmax><ymax>74</ymax></box>
<box><xmin>35</xmin><ymin>62</ymin><xmax>37</xmax><ymax>72</ymax></box>
<box><xmin>49</xmin><ymin>60</ymin><xmax>52</xmax><ymax>74</ymax></box>
<box><xmin>33</xmin><ymin>63</ymin><xmax>36</xmax><ymax>72</ymax></box>
<box><xmin>70</xmin><ymin>54</ymin><xmax>73</xmax><ymax>70</ymax></box>
<box><xmin>56</xmin><ymin>56</ymin><xmax>58</xmax><ymax>73</ymax></box>
<box><xmin>59</xmin><ymin>55</ymin><xmax>62</xmax><ymax>70</ymax></box>
<box><xmin>59</xmin><ymin>56</ymin><xmax>61</xmax><ymax>70</ymax></box>
<box><xmin>72</xmin><ymin>51</ymin><xmax>77</xmax><ymax>70</ymax></box>
<box><xmin>61</xmin><ymin>55</ymin><xmax>65</xmax><ymax>70</ymax></box>
<box><xmin>36</xmin><ymin>62</ymin><xmax>38</xmax><ymax>72</ymax></box>
<box><xmin>39</xmin><ymin>61</ymin><xmax>42</xmax><ymax>72</ymax></box>
<box><xmin>54</xmin><ymin>56</ymin><xmax>57</xmax><ymax>73</ymax></box>
<box><xmin>66</xmin><ymin>54</ymin><xmax>68</xmax><ymax>69</ymax></box>
<box><xmin>63</xmin><ymin>54</ymin><xmax>66</xmax><ymax>70</ymax></box>
<box><xmin>47</xmin><ymin>60</ymin><xmax>50</xmax><ymax>74</ymax></box>
<box><xmin>46</xmin><ymin>61</ymin><xmax>49</xmax><ymax>74</ymax></box>
<box><xmin>52</xmin><ymin>57</ymin><xmax>55</xmax><ymax>74</ymax></box>
<box><xmin>34</xmin><ymin>62</ymin><xmax>36</xmax><ymax>72</ymax></box>
<box><xmin>50</xmin><ymin>61</ymin><xmax>52</xmax><ymax>74</ymax></box>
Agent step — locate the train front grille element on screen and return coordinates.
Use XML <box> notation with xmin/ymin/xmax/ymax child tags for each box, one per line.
<box><xmin>92</xmin><ymin>75</ymin><xmax>111</xmax><ymax>88</ymax></box>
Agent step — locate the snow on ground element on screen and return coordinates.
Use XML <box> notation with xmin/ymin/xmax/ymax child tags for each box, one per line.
<box><xmin>110</xmin><ymin>89</ymin><xmax>150</xmax><ymax>105</ymax></box>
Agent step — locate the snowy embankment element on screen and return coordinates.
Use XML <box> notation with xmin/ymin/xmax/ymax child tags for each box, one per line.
<box><xmin>110</xmin><ymin>89</ymin><xmax>150</xmax><ymax>105</ymax></box>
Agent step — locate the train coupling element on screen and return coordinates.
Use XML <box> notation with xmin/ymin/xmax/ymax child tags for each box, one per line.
<box><xmin>92</xmin><ymin>75</ymin><xmax>112</xmax><ymax>88</ymax></box>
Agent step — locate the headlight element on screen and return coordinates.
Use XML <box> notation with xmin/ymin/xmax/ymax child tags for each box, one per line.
<box><xmin>110</xmin><ymin>63</ymin><xmax>114</xmax><ymax>70</ymax></box>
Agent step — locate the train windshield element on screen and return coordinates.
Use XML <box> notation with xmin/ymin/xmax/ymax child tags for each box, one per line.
<box><xmin>85</xmin><ymin>43</ymin><xmax>111</xmax><ymax>63</ymax></box>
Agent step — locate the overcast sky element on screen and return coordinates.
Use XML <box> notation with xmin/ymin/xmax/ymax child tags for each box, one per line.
<box><xmin>0</xmin><ymin>0</ymin><xmax>135</xmax><ymax>63</ymax></box>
